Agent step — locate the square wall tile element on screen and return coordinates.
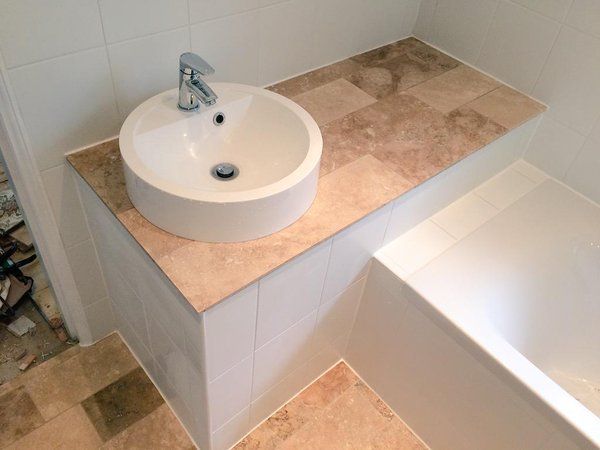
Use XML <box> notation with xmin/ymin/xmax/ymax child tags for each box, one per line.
<box><xmin>252</xmin><ymin>310</ymin><xmax>317</xmax><ymax>400</ymax></box>
<box><xmin>191</xmin><ymin>11</ymin><xmax>260</xmax><ymax>85</ymax></box>
<box><xmin>84</xmin><ymin>297</ymin><xmax>115</xmax><ymax>342</ymax></box>
<box><xmin>256</xmin><ymin>240</ymin><xmax>330</xmax><ymax>349</ymax></box>
<box><xmin>66</xmin><ymin>239</ymin><xmax>108</xmax><ymax>306</ymax></box>
<box><xmin>189</xmin><ymin>0</ymin><xmax>259</xmax><ymax>23</ymax></box>
<box><xmin>208</xmin><ymin>356</ymin><xmax>253</xmax><ymax>431</ymax></box>
<box><xmin>9</xmin><ymin>48</ymin><xmax>120</xmax><ymax>170</ymax></box>
<box><xmin>98</xmin><ymin>0</ymin><xmax>189</xmax><ymax>44</ymax></box>
<box><xmin>533</xmin><ymin>26</ymin><xmax>600</xmax><ymax>136</ymax></box>
<box><xmin>413</xmin><ymin>0</ymin><xmax>438</xmax><ymax>40</ymax></box>
<box><xmin>258</xmin><ymin>0</ymin><xmax>317</xmax><ymax>86</ymax></box>
<box><xmin>477</xmin><ymin>1</ymin><xmax>559</xmax><ymax>93</ymax></box>
<box><xmin>511</xmin><ymin>0</ymin><xmax>572</xmax><ymax>21</ymax></box>
<box><xmin>566</xmin><ymin>0</ymin><xmax>600</xmax><ymax>39</ymax></box>
<box><xmin>212</xmin><ymin>407</ymin><xmax>250</xmax><ymax>450</ymax></box>
<box><xmin>321</xmin><ymin>204</ymin><xmax>391</xmax><ymax>303</ymax></box>
<box><xmin>41</xmin><ymin>164</ymin><xmax>90</xmax><ymax>248</ymax></box>
<box><xmin>204</xmin><ymin>284</ymin><xmax>258</xmax><ymax>381</ymax></box>
<box><xmin>108</xmin><ymin>28</ymin><xmax>190</xmax><ymax>119</ymax></box>
<box><xmin>524</xmin><ymin>116</ymin><xmax>586</xmax><ymax>179</ymax></box>
<box><xmin>475</xmin><ymin>167</ymin><xmax>537</xmax><ymax>209</ymax></box>
<box><xmin>430</xmin><ymin>0</ymin><xmax>497</xmax><ymax>64</ymax></box>
<box><xmin>0</xmin><ymin>0</ymin><xmax>104</xmax><ymax>68</ymax></box>
<box><xmin>565</xmin><ymin>138</ymin><xmax>600</xmax><ymax>204</ymax></box>
<box><xmin>431</xmin><ymin>193</ymin><xmax>499</xmax><ymax>240</ymax></box>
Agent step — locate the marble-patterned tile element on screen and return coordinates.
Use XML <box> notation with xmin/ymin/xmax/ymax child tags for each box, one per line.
<box><xmin>347</xmin><ymin>47</ymin><xmax>460</xmax><ymax>99</ymax></box>
<box><xmin>292</xmin><ymin>78</ymin><xmax>377</xmax><ymax>126</ymax></box>
<box><xmin>6</xmin><ymin>405</ymin><xmax>102</xmax><ymax>450</ymax></box>
<box><xmin>0</xmin><ymin>386</ymin><xmax>45</xmax><ymax>447</ymax></box>
<box><xmin>268</xmin><ymin>59</ymin><xmax>361</xmax><ymax>98</ymax></box>
<box><xmin>67</xmin><ymin>139</ymin><xmax>132</xmax><ymax>215</ymax></box>
<box><xmin>351</xmin><ymin>37</ymin><xmax>427</xmax><ymax>67</ymax></box>
<box><xmin>372</xmin><ymin>95</ymin><xmax>506</xmax><ymax>184</ymax></box>
<box><xmin>100</xmin><ymin>404</ymin><xmax>194</xmax><ymax>449</ymax></box>
<box><xmin>468</xmin><ymin>85</ymin><xmax>546</xmax><ymax>129</ymax></box>
<box><xmin>25</xmin><ymin>333</ymin><xmax>138</xmax><ymax>421</ymax></box>
<box><xmin>81</xmin><ymin>366</ymin><xmax>164</xmax><ymax>441</ymax></box>
<box><xmin>407</xmin><ymin>65</ymin><xmax>500</xmax><ymax>113</ymax></box>
<box><xmin>235</xmin><ymin>362</ymin><xmax>357</xmax><ymax>449</ymax></box>
<box><xmin>152</xmin><ymin>155</ymin><xmax>411</xmax><ymax>312</ymax></box>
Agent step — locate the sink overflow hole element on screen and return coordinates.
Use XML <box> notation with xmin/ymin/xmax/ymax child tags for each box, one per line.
<box><xmin>211</xmin><ymin>163</ymin><xmax>239</xmax><ymax>181</ymax></box>
<box><xmin>213</xmin><ymin>112</ymin><xmax>226</xmax><ymax>126</ymax></box>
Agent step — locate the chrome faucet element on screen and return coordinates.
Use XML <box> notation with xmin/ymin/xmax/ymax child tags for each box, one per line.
<box><xmin>178</xmin><ymin>52</ymin><xmax>218</xmax><ymax>111</ymax></box>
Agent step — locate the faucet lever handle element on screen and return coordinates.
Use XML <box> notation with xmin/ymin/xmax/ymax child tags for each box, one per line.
<box><xmin>179</xmin><ymin>52</ymin><xmax>215</xmax><ymax>76</ymax></box>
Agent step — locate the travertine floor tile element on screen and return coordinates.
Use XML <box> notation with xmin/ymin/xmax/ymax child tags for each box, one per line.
<box><xmin>25</xmin><ymin>334</ymin><xmax>138</xmax><ymax>421</ymax></box>
<box><xmin>81</xmin><ymin>366</ymin><xmax>164</xmax><ymax>441</ymax></box>
<box><xmin>6</xmin><ymin>405</ymin><xmax>103</xmax><ymax>450</ymax></box>
<box><xmin>100</xmin><ymin>404</ymin><xmax>194</xmax><ymax>449</ymax></box>
<box><xmin>468</xmin><ymin>85</ymin><xmax>545</xmax><ymax>129</ymax></box>
<box><xmin>293</xmin><ymin>79</ymin><xmax>377</xmax><ymax>126</ymax></box>
<box><xmin>0</xmin><ymin>386</ymin><xmax>45</xmax><ymax>447</ymax></box>
<box><xmin>408</xmin><ymin>65</ymin><xmax>500</xmax><ymax>114</ymax></box>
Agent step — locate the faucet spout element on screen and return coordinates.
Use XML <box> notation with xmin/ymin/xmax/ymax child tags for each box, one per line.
<box><xmin>178</xmin><ymin>52</ymin><xmax>218</xmax><ymax>111</ymax></box>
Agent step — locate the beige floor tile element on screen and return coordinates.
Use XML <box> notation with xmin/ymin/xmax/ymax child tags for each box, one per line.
<box><xmin>408</xmin><ymin>65</ymin><xmax>500</xmax><ymax>114</ymax></box>
<box><xmin>468</xmin><ymin>85</ymin><xmax>545</xmax><ymax>129</ymax></box>
<box><xmin>293</xmin><ymin>78</ymin><xmax>377</xmax><ymax>126</ymax></box>
<box><xmin>25</xmin><ymin>333</ymin><xmax>138</xmax><ymax>421</ymax></box>
<box><xmin>5</xmin><ymin>405</ymin><xmax>102</xmax><ymax>450</ymax></box>
<box><xmin>0</xmin><ymin>386</ymin><xmax>45</xmax><ymax>447</ymax></box>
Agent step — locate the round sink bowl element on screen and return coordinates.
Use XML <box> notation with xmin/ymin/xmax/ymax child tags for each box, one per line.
<box><xmin>119</xmin><ymin>83</ymin><xmax>322</xmax><ymax>242</ymax></box>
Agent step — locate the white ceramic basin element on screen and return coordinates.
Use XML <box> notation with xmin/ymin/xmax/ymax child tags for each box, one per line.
<box><xmin>119</xmin><ymin>83</ymin><xmax>322</xmax><ymax>242</ymax></box>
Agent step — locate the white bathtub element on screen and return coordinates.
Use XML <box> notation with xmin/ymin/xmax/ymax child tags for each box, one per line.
<box><xmin>347</xmin><ymin>167</ymin><xmax>600</xmax><ymax>449</ymax></box>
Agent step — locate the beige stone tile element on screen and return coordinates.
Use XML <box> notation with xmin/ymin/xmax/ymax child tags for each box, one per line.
<box><xmin>0</xmin><ymin>386</ymin><xmax>45</xmax><ymax>447</ymax></box>
<box><xmin>351</xmin><ymin>37</ymin><xmax>427</xmax><ymax>67</ymax></box>
<box><xmin>408</xmin><ymin>65</ymin><xmax>501</xmax><ymax>114</ymax></box>
<box><xmin>292</xmin><ymin>78</ymin><xmax>377</xmax><ymax>126</ymax></box>
<box><xmin>468</xmin><ymin>85</ymin><xmax>546</xmax><ymax>129</ymax></box>
<box><xmin>5</xmin><ymin>405</ymin><xmax>103</xmax><ymax>450</ymax></box>
<box><xmin>151</xmin><ymin>155</ymin><xmax>411</xmax><ymax>312</ymax></box>
<box><xmin>100</xmin><ymin>404</ymin><xmax>194</xmax><ymax>450</ymax></box>
<box><xmin>67</xmin><ymin>139</ymin><xmax>133</xmax><ymax>215</ymax></box>
<box><xmin>25</xmin><ymin>334</ymin><xmax>138</xmax><ymax>421</ymax></box>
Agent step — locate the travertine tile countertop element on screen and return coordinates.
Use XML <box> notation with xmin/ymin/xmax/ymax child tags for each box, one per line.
<box><xmin>67</xmin><ymin>38</ymin><xmax>544</xmax><ymax>313</ymax></box>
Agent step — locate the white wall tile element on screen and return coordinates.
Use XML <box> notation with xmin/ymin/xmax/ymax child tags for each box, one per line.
<box><xmin>0</xmin><ymin>0</ymin><xmax>104</xmax><ymax>68</ymax></box>
<box><xmin>475</xmin><ymin>167</ymin><xmax>537</xmax><ymax>209</ymax></box>
<box><xmin>189</xmin><ymin>0</ymin><xmax>259</xmax><ymax>23</ymax></box>
<box><xmin>258</xmin><ymin>0</ymin><xmax>317</xmax><ymax>86</ymax></box>
<box><xmin>477</xmin><ymin>1</ymin><xmax>560</xmax><ymax>93</ymax></box>
<box><xmin>379</xmin><ymin>220</ymin><xmax>456</xmax><ymax>275</ymax></box>
<box><xmin>208</xmin><ymin>356</ymin><xmax>253</xmax><ymax>432</ymax></box>
<box><xmin>524</xmin><ymin>116</ymin><xmax>586</xmax><ymax>179</ymax></box>
<box><xmin>321</xmin><ymin>204</ymin><xmax>391</xmax><ymax>303</ymax></box>
<box><xmin>413</xmin><ymin>0</ymin><xmax>438</xmax><ymax>40</ymax></box>
<box><xmin>591</xmin><ymin>117</ymin><xmax>600</xmax><ymax>145</ymax></box>
<box><xmin>256</xmin><ymin>240</ymin><xmax>330</xmax><ymax>349</ymax></box>
<box><xmin>566</xmin><ymin>0</ymin><xmax>600</xmax><ymax>39</ymax></box>
<box><xmin>108</xmin><ymin>28</ymin><xmax>190</xmax><ymax>118</ymax></box>
<box><xmin>191</xmin><ymin>11</ymin><xmax>260</xmax><ymax>85</ymax></box>
<box><xmin>565</xmin><ymin>137</ymin><xmax>600</xmax><ymax>203</ymax></box>
<box><xmin>430</xmin><ymin>0</ymin><xmax>498</xmax><ymax>64</ymax></box>
<box><xmin>212</xmin><ymin>406</ymin><xmax>250</xmax><ymax>450</ymax></box>
<box><xmin>252</xmin><ymin>310</ymin><xmax>317</xmax><ymax>400</ymax></box>
<box><xmin>83</xmin><ymin>297</ymin><xmax>115</xmax><ymax>342</ymax></box>
<box><xmin>41</xmin><ymin>164</ymin><xmax>90</xmax><ymax>248</ymax></box>
<box><xmin>511</xmin><ymin>0</ymin><xmax>573</xmax><ymax>21</ymax></box>
<box><xmin>533</xmin><ymin>26</ymin><xmax>600</xmax><ymax>136</ymax></box>
<box><xmin>8</xmin><ymin>48</ymin><xmax>120</xmax><ymax>171</ymax></box>
<box><xmin>431</xmin><ymin>193</ymin><xmax>499</xmax><ymax>240</ymax></box>
<box><xmin>510</xmin><ymin>160</ymin><xmax>548</xmax><ymax>184</ymax></box>
<box><xmin>98</xmin><ymin>0</ymin><xmax>189</xmax><ymax>44</ymax></box>
<box><xmin>65</xmin><ymin>239</ymin><xmax>108</xmax><ymax>307</ymax></box>
<box><xmin>115</xmin><ymin>310</ymin><xmax>155</xmax><ymax>372</ymax></box>
<box><xmin>204</xmin><ymin>284</ymin><xmax>258</xmax><ymax>381</ymax></box>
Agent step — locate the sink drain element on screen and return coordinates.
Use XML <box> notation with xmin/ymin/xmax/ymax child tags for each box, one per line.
<box><xmin>211</xmin><ymin>163</ymin><xmax>239</xmax><ymax>181</ymax></box>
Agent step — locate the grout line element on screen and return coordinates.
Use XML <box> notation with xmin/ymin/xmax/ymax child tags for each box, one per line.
<box><xmin>474</xmin><ymin>0</ymin><xmax>500</xmax><ymax>65</ymax></box>
<box><xmin>246</xmin><ymin>282</ymin><xmax>261</xmax><ymax>406</ymax></box>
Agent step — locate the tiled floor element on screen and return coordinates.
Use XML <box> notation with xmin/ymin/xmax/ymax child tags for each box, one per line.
<box><xmin>0</xmin><ymin>333</ymin><xmax>425</xmax><ymax>449</ymax></box>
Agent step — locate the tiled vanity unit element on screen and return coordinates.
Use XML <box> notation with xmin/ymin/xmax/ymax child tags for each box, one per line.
<box><xmin>68</xmin><ymin>38</ymin><xmax>544</xmax><ymax>450</ymax></box>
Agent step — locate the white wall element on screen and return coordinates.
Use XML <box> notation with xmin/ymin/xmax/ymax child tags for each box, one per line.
<box><xmin>0</xmin><ymin>0</ymin><xmax>418</xmax><ymax>341</ymax></box>
<box><xmin>414</xmin><ymin>0</ymin><xmax>600</xmax><ymax>204</ymax></box>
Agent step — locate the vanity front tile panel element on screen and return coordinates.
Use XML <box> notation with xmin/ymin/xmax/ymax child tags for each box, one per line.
<box><xmin>68</xmin><ymin>38</ymin><xmax>545</xmax><ymax>314</ymax></box>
